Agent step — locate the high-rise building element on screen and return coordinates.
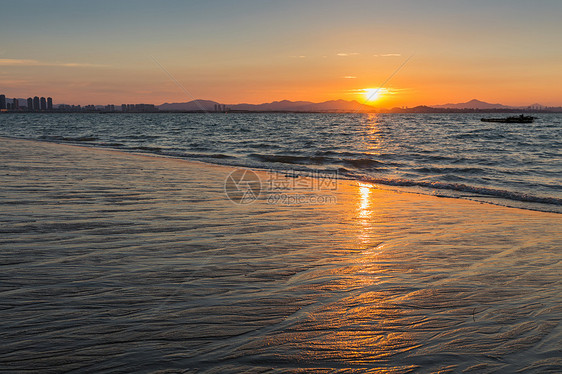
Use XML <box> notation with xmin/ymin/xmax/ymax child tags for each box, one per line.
<box><xmin>0</xmin><ymin>94</ymin><xmax>6</xmax><ymax>110</ymax></box>
<box><xmin>40</xmin><ymin>97</ymin><xmax>47</xmax><ymax>111</ymax></box>
<box><xmin>12</xmin><ymin>98</ymin><xmax>19</xmax><ymax>110</ymax></box>
<box><xmin>27</xmin><ymin>98</ymin><xmax>33</xmax><ymax>111</ymax></box>
<box><xmin>33</xmin><ymin>96</ymin><xmax>40</xmax><ymax>111</ymax></box>
<box><xmin>47</xmin><ymin>97</ymin><xmax>53</xmax><ymax>111</ymax></box>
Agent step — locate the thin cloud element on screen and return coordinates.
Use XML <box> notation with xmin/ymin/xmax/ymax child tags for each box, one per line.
<box><xmin>348</xmin><ymin>87</ymin><xmax>409</xmax><ymax>95</ymax></box>
<box><xmin>0</xmin><ymin>59</ymin><xmax>39</xmax><ymax>66</ymax></box>
<box><xmin>348</xmin><ymin>88</ymin><xmax>391</xmax><ymax>94</ymax></box>
<box><xmin>0</xmin><ymin>58</ymin><xmax>107</xmax><ymax>67</ymax></box>
<box><xmin>290</xmin><ymin>55</ymin><xmax>306</xmax><ymax>58</ymax></box>
<box><xmin>60</xmin><ymin>62</ymin><xmax>107</xmax><ymax>67</ymax></box>
<box><xmin>343</xmin><ymin>76</ymin><xmax>357</xmax><ymax>79</ymax></box>
<box><xmin>337</xmin><ymin>52</ymin><xmax>359</xmax><ymax>57</ymax></box>
<box><xmin>1</xmin><ymin>79</ymin><xmax>32</xmax><ymax>86</ymax></box>
<box><xmin>374</xmin><ymin>53</ymin><xmax>402</xmax><ymax>57</ymax></box>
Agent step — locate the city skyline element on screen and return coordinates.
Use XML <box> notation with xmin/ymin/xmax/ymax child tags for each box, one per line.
<box><xmin>0</xmin><ymin>94</ymin><xmax>53</xmax><ymax>111</ymax></box>
<box><xmin>1</xmin><ymin>1</ymin><xmax>561</xmax><ymax>107</ymax></box>
<box><xmin>0</xmin><ymin>93</ymin><xmax>158</xmax><ymax>113</ymax></box>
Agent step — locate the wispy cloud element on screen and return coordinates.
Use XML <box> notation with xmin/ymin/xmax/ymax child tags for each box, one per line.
<box><xmin>290</xmin><ymin>55</ymin><xmax>307</xmax><ymax>59</ymax></box>
<box><xmin>0</xmin><ymin>58</ymin><xmax>107</xmax><ymax>67</ymax></box>
<box><xmin>0</xmin><ymin>59</ymin><xmax>39</xmax><ymax>66</ymax></box>
<box><xmin>348</xmin><ymin>87</ymin><xmax>409</xmax><ymax>95</ymax></box>
<box><xmin>59</xmin><ymin>62</ymin><xmax>107</xmax><ymax>67</ymax></box>
<box><xmin>343</xmin><ymin>76</ymin><xmax>357</xmax><ymax>79</ymax></box>
<box><xmin>1</xmin><ymin>79</ymin><xmax>32</xmax><ymax>86</ymax></box>
<box><xmin>374</xmin><ymin>53</ymin><xmax>402</xmax><ymax>57</ymax></box>
<box><xmin>337</xmin><ymin>52</ymin><xmax>359</xmax><ymax>57</ymax></box>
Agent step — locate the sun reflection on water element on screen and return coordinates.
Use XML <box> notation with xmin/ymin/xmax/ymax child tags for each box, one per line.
<box><xmin>356</xmin><ymin>182</ymin><xmax>375</xmax><ymax>246</ymax></box>
<box><xmin>362</xmin><ymin>113</ymin><xmax>385</xmax><ymax>153</ymax></box>
<box><xmin>358</xmin><ymin>182</ymin><xmax>373</xmax><ymax>219</ymax></box>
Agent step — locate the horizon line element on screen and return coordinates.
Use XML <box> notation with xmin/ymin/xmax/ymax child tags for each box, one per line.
<box><xmin>1</xmin><ymin>94</ymin><xmax>561</xmax><ymax>110</ymax></box>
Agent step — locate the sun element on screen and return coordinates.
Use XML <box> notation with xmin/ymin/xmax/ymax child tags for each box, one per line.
<box><xmin>363</xmin><ymin>88</ymin><xmax>383</xmax><ymax>103</ymax></box>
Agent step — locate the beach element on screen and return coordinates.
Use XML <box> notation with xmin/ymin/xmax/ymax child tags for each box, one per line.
<box><xmin>1</xmin><ymin>136</ymin><xmax>561</xmax><ymax>372</ymax></box>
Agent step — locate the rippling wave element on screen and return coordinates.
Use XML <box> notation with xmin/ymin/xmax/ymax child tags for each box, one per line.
<box><xmin>0</xmin><ymin>112</ymin><xmax>560</xmax><ymax>212</ymax></box>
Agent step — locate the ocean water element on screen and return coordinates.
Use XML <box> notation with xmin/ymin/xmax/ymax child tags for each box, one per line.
<box><xmin>1</xmin><ymin>112</ymin><xmax>560</xmax><ymax>213</ymax></box>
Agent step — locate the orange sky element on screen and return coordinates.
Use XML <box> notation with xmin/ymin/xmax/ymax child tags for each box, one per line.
<box><xmin>1</xmin><ymin>1</ymin><xmax>561</xmax><ymax>107</ymax></box>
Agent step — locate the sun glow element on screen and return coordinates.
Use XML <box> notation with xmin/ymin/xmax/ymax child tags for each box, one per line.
<box><xmin>363</xmin><ymin>88</ymin><xmax>384</xmax><ymax>103</ymax></box>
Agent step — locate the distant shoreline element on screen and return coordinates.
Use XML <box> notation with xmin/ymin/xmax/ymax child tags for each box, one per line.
<box><xmin>2</xmin><ymin>108</ymin><xmax>562</xmax><ymax>114</ymax></box>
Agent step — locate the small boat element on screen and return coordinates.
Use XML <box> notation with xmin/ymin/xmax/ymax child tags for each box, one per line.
<box><xmin>481</xmin><ymin>114</ymin><xmax>535</xmax><ymax>123</ymax></box>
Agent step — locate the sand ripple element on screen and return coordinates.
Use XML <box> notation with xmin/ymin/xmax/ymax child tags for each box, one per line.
<box><xmin>1</xmin><ymin>138</ymin><xmax>560</xmax><ymax>373</ymax></box>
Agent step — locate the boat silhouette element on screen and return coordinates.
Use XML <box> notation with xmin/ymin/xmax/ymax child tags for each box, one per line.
<box><xmin>481</xmin><ymin>114</ymin><xmax>535</xmax><ymax>123</ymax></box>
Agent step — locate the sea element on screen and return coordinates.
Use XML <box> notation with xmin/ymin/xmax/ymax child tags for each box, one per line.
<box><xmin>1</xmin><ymin>112</ymin><xmax>561</xmax><ymax>213</ymax></box>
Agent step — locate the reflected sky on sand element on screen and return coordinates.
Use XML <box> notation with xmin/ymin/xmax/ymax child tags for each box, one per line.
<box><xmin>1</xmin><ymin>138</ymin><xmax>560</xmax><ymax>373</ymax></box>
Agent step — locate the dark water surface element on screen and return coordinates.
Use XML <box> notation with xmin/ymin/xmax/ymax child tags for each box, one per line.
<box><xmin>1</xmin><ymin>112</ymin><xmax>561</xmax><ymax>212</ymax></box>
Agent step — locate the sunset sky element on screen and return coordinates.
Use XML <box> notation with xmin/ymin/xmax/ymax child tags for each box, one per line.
<box><xmin>1</xmin><ymin>0</ymin><xmax>561</xmax><ymax>107</ymax></box>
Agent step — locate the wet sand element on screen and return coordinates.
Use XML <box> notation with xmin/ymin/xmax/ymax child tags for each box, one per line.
<box><xmin>1</xmin><ymin>137</ymin><xmax>560</xmax><ymax>373</ymax></box>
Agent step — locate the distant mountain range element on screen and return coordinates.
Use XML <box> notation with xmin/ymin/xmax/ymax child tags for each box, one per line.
<box><xmin>429</xmin><ymin>98</ymin><xmax>552</xmax><ymax>110</ymax></box>
<box><xmin>4</xmin><ymin>97</ymin><xmax>556</xmax><ymax>113</ymax></box>
<box><xmin>158</xmin><ymin>99</ymin><xmax>376</xmax><ymax>112</ymax></box>
<box><xmin>158</xmin><ymin>98</ymin><xmax>553</xmax><ymax>112</ymax></box>
<box><xmin>432</xmin><ymin>99</ymin><xmax>512</xmax><ymax>109</ymax></box>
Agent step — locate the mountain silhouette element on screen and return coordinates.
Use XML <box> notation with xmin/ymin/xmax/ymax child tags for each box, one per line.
<box><xmin>158</xmin><ymin>100</ymin><xmax>220</xmax><ymax>111</ymax></box>
<box><xmin>158</xmin><ymin>99</ymin><xmax>376</xmax><ymax>112</ymax></box>
<box><xmin>433</xmin><ymin>99</ymin><xmax>511</xmax><ymax>109</ymax></box>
